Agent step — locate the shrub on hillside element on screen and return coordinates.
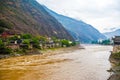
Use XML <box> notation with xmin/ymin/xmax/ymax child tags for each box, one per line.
<box><xmin>0</xmin><ymin>27</ymin><xmax>4</xmax><ymax>34</ymax></box>
<box><xmin>0</xmin><ymin>19</ymin><xmax>13</xmax><ymax>29</ymax></box>
<box><xmin>21</xmin><ymin>34</ymin><xmax>32</xmax><ymax>39</ymax></box>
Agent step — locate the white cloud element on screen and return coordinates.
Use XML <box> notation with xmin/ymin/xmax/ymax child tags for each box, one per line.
<box><xmin>37</xmin><ymin>0</ymin><xmax>120</xmax><ymax>33</ymax></box>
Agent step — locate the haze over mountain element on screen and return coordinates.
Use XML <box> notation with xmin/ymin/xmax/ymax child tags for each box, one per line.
<box><xmin>37</xmin><ymin>0</ymin><xmax>120</xmax><ymax>33</ymax></box>
<box><xmin>0</xmin><ymin>0</ymin><xmax>73</xmax><ymax>41</ymax></box>
<box><xmin>104</xmin><ymin>28</ymin><xmax>120</xmax><ymax>39</ymax></box>
<box><xmin>44</xmin><ymin>6</ymin><xmax>106</xmax><ymax>43</ymax></box>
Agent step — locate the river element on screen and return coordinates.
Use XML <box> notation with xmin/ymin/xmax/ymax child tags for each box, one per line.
<box><xmin>0</xmin><ymin>45</ymin><xmax>112</xmax><ymax>80</ymax></box>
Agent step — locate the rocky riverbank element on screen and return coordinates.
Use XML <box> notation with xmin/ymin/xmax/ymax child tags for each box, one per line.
<box><xmin>108</xmin><ymin>53</ymin><xmax>120</xmax><ymax>80</ymax></box>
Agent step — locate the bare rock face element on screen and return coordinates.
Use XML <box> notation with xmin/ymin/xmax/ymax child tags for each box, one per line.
<box><xmin>0</xmin><ymin>0</ymin><xmax>74</xmax><ymax>41</ymax></box>
<box><xmin>109</xmin><ymin>45</ymin><xmax>120</xmax><ymax>80</ymax></box>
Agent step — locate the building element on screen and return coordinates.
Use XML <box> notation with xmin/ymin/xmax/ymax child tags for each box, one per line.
<box><xmin>113</xmin><ymin>36</ymin><xmax>120</xmax><ymax>45</ymax></box>
<box><xmin>112</xmin><ymin>36</ymin><xmax>120</xmax><ymax>53</ymax></box>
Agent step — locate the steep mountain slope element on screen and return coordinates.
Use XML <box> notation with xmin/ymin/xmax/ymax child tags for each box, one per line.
<box><xmin>104</xmin><ymin>29</ymin><xmax>120</xmax><ymax>38</ymax></box>
<box><xmin>0</xmin><ymin>0</ymin><xmax>73</xmax><ymax>40</ymax></box>
<box><xmin>44</xmin><ymin>6</ymin><xmax>106</xmax><ymax>43</ymax></box>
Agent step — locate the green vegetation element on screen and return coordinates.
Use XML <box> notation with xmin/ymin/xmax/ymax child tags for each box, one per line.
<box><xmin>92</xmin><ymin>39</ymin><xmax>112</xmax><ymax>45</ymax></box>
<box><xmin>112</xmin><ymin>52</ymin><xmax>120</xmax><ymax>59</ymax></box>
<box><xmin>61</xmin><ymin>39</ymin><xmax>72</xmax><ymax>47</ymax></box>
<box><xmin>9</xmin><ymin>35</ymin><xmax>19</xmax><ymax>40</ymax></box>
<box><xmin>21</xmin><ymin>34</ymin><xmax>32</xmax><ymax>39</ymax></box>
<box><xmin>22</xmin><ymin>39</ymin><xmax>30</xmax><ymax>45</ymax></box>
<box><xmin>100</xmin><ymin>39</ymin><xmax>111</xmax><ymax>45</ymax></box>
<box><xmin>0</xmin><ymin>33</ymin><xmax>77</xmax><ymax>55</ymax></box>
<box><xmin>61</xmin><ymin>39</ymin><xmax>78</xmax><ymax>47</ymax></box>
<box><xmin>0</xmin><ymin>19</ymin><xmax>12</xmax><ymax>29</ymax></box>
<box><xmin>0</xmin><ymin>39</ymin><xmax>12</xmax><ymax>54</ymax></box>
<box><xmin>0</xmin><ymin>19</ymin><xmax>13</xmax><ymax>33</ymax></box>
<box><xmin>31</xmin><ymin>38</ymin><xmax>40</xmax><ymax>49</ymax></box>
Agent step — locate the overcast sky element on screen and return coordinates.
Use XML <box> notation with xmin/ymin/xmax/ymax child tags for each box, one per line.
<box><xmin>37</xmin><ymin>0</ymin><xmax>120</xmax><ymax>33</ymax></box>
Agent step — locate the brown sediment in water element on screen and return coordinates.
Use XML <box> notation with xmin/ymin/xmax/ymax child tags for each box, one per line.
<box><xmin>0</xmin><ymin>45</ymin><xmax>112</xmax><ymax>80</ymax></box>
<box><xmin>0</xmin><ymin>46</ymin><xmax>78</xmax><ymax>80</ymax></box>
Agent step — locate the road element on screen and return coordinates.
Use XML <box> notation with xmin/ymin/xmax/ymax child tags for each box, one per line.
<box><xmin>0</xmin><ymin>45</ymin><xmax>112</xmax><ymax>80</ymax></box>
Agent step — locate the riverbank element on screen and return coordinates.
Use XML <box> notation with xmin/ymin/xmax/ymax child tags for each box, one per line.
<box><xmin>108</xmin><ymin>53</ymin><xmax>120</xmax><ymax>80</ymax></box>
<box><xmin>0</xmin><ymin>45</ymin><xmax>81</xmax><ymax>59</ymax></box>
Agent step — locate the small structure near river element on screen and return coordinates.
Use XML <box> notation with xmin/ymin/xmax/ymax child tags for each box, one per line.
<box><xmin>112</xmin><ymin>36</ymin><xmax>120</xmax><ymax>53</ymax></box>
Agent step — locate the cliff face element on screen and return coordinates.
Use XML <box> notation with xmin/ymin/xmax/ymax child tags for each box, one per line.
<box><xmin>0</xmin><ymin>0</ymin><xmax>73</xmax><ymax>40</ymax></box>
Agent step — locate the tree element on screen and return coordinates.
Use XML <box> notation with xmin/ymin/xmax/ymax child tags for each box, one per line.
<box><xmin>9</xmin><ymin>35</ymin><xmax>18</xmax><ymax>40</ymax></box>
<box><xmin>31</xmin><ymin>38</ymin><xmax>40</xmax><ymax>49</ymax></box>
<box><xmin>21</xmin><ymin>34</ymin><xmax>32</xmax><ymax>39</ymax></box>
<box><xmin>0</xmin><ymin>39</ymin><xmax>12</xmax><ymax>54</ymax></box>
<box><xmin>61</xmin><ymin>39</ymin><xmax>71</xmax><ymax>47</ymax></box>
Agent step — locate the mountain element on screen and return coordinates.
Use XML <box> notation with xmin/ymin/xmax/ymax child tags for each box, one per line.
<box><xmin>104</xmin><ymin>29</ymin><xmax>120</xmax><ymax>39</ymax></box>
<box><xmin>44</xmin><ymin>6</ymin><xmax>106</xmax><ymax>43</ymax></box>
<box><xmin>0</xmin><ymin>0</ymin><xmax>73</xmax><ymax>41</ymax></box>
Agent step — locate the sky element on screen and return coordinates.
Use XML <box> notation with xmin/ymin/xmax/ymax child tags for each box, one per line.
<box><xmin>36</xmin><ymin>0</ymin><xmax>120</xmax><ymax>33</ymax></box>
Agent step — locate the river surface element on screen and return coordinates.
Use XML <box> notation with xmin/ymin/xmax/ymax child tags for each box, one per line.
<box><xmin>0</xmin><ymin>45</ymin><xmax>112</xmax><ymax>80</ymax></box>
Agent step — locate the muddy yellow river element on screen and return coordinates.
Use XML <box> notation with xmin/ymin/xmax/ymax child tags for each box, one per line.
<box><xmin>0</xmin><ymin>45</ymin><xmax>112</xmax><ymax>80</ymax></box>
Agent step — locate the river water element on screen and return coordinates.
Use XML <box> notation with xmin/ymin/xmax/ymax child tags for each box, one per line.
<box><xmin>0</xmin><ymin>45</ymin><xmax>112</xmax><ymax>80</ymax></box>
